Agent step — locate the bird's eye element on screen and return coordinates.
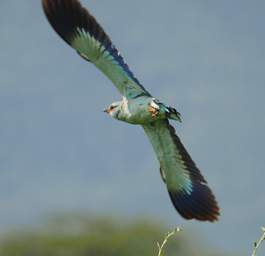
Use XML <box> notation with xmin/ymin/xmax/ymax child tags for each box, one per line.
<box><xmin>109</xmin><ymin>105</ymin><xmax>115</xmax><ymax>111</ymax></box>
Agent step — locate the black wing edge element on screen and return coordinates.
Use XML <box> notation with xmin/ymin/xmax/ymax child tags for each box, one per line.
<box><xmin>42</xmin><ymin>0</ymin><xmax>110</xmax><ymax>48</ymax></box>
<box><xmin>42</xmin><ymin>0</ymin><xmax>147</xmax><ymax>89</ymax></box>
<box><xmin>166</xmin><ymin>121</ymin><xmax>220</xmax><ymax>222</ymax></box>
<box><xmin>168</xmin><ymin>183</ymin><xmax>220</xmax><ymax>222</ymax></box>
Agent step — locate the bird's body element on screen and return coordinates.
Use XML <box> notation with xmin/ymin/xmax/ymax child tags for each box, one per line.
<box><xmin>108</xmin><ymin>96</ymin><xmax>181</xmax><ymax>125</ymax></box>
<box><xmin>42</xmin><ymin>0</ymin><xmax>220</xmax><ymax>222</ymax></box>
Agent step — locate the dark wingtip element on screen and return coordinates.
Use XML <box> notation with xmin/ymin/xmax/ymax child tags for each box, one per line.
<box><xmin>168</xmin><ymin>182</ymin><xmax>220</xmax><ymax>222</ymax></box>
<box><xmin>42</xmin><ymin>0</ymin><xmax>145</xmax><ymax>87</ymax></box>
<box><xmin>42</xmin><ymin>0</ymin><xmax>110</xmax><ymax>47</ymax></box>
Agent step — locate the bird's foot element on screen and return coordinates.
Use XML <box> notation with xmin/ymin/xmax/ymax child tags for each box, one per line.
<box><xmin>148</xmin><ymin>105</ymin><xmax>159</xmax><ymax>117</ymax></box>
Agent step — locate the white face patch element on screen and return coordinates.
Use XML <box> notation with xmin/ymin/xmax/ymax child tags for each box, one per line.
<box><xmin>107</xmin><ymin>102</ymin><xmax>119</xmax><ymax>117</ymax></box>
<box><xmin>109</xmin><ymin>110</ymin><xmax>115</xmax><ymax>117</ymax></box>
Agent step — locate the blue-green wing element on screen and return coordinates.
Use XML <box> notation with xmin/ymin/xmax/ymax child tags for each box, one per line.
<box><xmin>143</xmin><ymin>120</ymin><xmax>220</xmax><ymax>222</ymax></box>
<box><xmin>42</xmin><ymin>0</ymin><xmax>151</xmax><ymax>99</ymax></box>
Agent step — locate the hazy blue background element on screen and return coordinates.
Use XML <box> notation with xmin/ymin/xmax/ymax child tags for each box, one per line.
<box><xmin>1</xmin><ymin>0</ymin><xmax>264</xmax><ymax>254</ymax></box>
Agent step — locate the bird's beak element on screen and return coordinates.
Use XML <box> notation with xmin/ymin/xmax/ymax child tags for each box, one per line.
<box><xmin>103</xmin><ymin>108</ymin><xmax>109</xmax><ymax>113</ymax></box>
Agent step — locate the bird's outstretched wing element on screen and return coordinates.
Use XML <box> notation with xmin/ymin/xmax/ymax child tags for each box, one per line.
<box><xmin>42</xmin><ymin>0</ymin><xmax>151</xmax><ymax>99</ymax></box>
<box><xmin>143</xmin><ymin>120</ymin><xmax>220</xmax><ymax>222</ymax></box>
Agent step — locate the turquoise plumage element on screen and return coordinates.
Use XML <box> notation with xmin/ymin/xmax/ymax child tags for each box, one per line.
<box><xmin>42</xmin><ymin>0</ymin><xmax>220</xmax><ymax>222</ymax></box>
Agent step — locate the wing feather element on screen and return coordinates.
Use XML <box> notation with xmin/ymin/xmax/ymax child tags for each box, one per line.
<box><xmin>143</xmin><ymin>120</ymin><xmax>220</xmax><ymax>222</ymax></box>
<box><xmin>42</xmin><ymin>0</ymin><xmax>151</xmax><ymax>99</ymax></box>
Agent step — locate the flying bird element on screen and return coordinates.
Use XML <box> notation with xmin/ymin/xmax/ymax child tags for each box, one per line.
<box><xmin>42</xmin><ymin>0</ymin><xmax>220</xmax><ymax>222</ymax></box>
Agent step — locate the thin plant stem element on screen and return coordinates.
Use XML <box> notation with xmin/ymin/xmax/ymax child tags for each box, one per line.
<box><xmin>252</xmin><ymin>227</ymin><xmax>265</xmax><ymax>256</ymax></box>
<box><xmin>157</xmin><ymin>227</ymin><xmax>182</xmax><ymax>256</ymax></box>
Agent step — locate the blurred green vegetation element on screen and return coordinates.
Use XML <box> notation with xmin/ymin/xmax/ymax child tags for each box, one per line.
<box><xmin>0</xmin><ymin>214</ymin><xmax>233</xmax><ymax>256</ymax></box>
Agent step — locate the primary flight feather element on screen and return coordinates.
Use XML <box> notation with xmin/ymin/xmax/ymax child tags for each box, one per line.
<box><xmin>42</xmin><ymin>0</ymin><xmax>220</xmax><ymax>222</ymax></box>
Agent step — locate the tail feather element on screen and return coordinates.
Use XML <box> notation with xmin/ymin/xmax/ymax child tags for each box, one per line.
<box><xmin>168</xmin><ymin>182</ymin><xmax>220</xmax><ymax>222</ymax></box>
<box><xmin>166</xmin><ymin>107</ymin><xmax>182</xmax><ymax>122</ymax></box>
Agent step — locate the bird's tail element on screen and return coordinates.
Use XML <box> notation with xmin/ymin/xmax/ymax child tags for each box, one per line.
<box><xmin>166</xmin><ymin>106</ymin><xmax>182</xmax><ymax>122</ymax></box>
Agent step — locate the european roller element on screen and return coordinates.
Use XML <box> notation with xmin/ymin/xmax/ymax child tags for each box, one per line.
<box><xmin>42</xmin><ymin>0</ymin><xmax>220</xmax><ymax>222</ymax></box>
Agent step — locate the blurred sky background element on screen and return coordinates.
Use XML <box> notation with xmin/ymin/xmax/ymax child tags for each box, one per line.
<box><xmin>1</xmin><ymin>0</ymin><xmax>265</xmax><ymax>255</ymax></box>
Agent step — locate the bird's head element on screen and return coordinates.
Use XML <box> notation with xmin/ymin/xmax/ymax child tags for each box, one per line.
<box><xmin>103</xmin><ymin>101</ymin><xmax>121</xmax><ymax>118</ymax></box>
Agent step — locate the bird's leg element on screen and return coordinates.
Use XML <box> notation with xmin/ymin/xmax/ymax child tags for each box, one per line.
<box><xmin>148</xmin><ymin>106</ymin><xmax>159</xmax><ymax>117</ymax></box>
